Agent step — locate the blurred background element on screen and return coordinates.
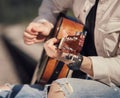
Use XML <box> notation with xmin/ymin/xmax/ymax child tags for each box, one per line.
<box><xmin>0</xmin><ymin>0</ymin><xmax>43</xmax><ymax>85</ymax></box>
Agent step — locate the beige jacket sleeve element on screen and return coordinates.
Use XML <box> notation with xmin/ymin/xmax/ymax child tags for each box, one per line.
<box><xmin>33</xmin><ymin>0</ymin><xmax>73</xmax><ymax>24</ymax></box>
<box><xmin>90</xmin><ymin>36</ymin><xmax>120</xmax><ymax>86</ymax></box>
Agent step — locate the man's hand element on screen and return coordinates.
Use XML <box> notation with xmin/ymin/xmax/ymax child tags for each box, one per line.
<box><xmin>23</xmin><ymin>21</ymin><xmax>53</xmax><ymax>45</ymax></box>
<box><xmin>44</xmin><ymin>38</ymin><xmax>60</xmax><ymax>58</ymax></box>
<box><xmin>44</xmin><ymin>37</ymin><xmax>79</xmax><ymax>64</ymax></box>
<box><xmin>44</xmin><ymin>38</ymin><xmax>93</xmax><ymax>75</ymax></box>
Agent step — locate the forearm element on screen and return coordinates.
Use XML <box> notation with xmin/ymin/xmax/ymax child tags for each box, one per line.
<box><xmin>80</xmin><ymin>56</ymin><xmax>93</xmax><ymax>76</ymax></box>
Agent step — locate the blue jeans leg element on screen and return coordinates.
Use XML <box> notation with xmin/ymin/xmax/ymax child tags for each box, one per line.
<box><xmin>0</xmin><ymin>90</ymin><xmax>10</xmax><ymax>98</ymax></box>
<box><xmin>0</xmin><ymin>84</ymin><xmax>45</xmax><ymax>98</ymax></box>
<box><xmin>0</xmin><ymin>79</ymin><xmax>120</xmax><ymax>98</ymax></box>
<box><xmin>54</xmin><ymin>78</ymin><xmax>120</xmax><ymax>98</ymax></box>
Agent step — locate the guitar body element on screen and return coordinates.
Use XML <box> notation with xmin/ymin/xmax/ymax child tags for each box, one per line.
<box><xmin>31</xmin><ymin>17</ymin><xmax>84</xmax><ymax>85</ymax></box>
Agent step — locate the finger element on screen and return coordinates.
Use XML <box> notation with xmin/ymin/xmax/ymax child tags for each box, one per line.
<box><xmin>25</xmin><ymin>23</ymin><xmax>39</xmax><ymax>35</ymax></box>
<box><xmin>33</xmin><ymin>38</ymin><xmax>46</xmax><ymax>43</ymax></box>
<box><xmin>36</xmin><ymin>33</ymin><xmax>47</xmax><ymax>40</ymax></box>
<box><xmin>24</xmin><ymin>38</ymin><xmax>35</xmax><ymax>45</ymax></box>
<box><xmin>44</xmin><ymin>46</ymin><xmax>58</xmax><ymax>58</ymax></box>
<box><xmin>46</xmin><ymin>38</ymin><xmax>58</xmax><ymax>46</ymax></box>
<box><xmin>44</xmin><ymin>38</ymin><xmax>58</xmax><ymax>57</ymax></box>
<box><xmin>23</xmin><ymin>31</ymin><xmax>37</xmax><ymax>39</ymax></box>
<box><xmin>32</xmin><ymin>24</ymin><xmax>50</xmax><ymax>36</ymax></box>
<box><xmin>47</xmin><ymin>38</ymin><xmax>58</xmax><ymax>53</ymax></box>
<box><xmin>51</xmin><ymin>38</ymin><xmax>59</xmax><ymax>44</ymax></box>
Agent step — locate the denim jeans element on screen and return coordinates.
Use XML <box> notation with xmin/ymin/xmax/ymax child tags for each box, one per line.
<box><xmin>0</xmin><ymin>78</ymin><xmax>120</xmax><ymax>98</ymax></box>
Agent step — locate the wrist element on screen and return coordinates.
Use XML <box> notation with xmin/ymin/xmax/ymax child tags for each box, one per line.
<box><xmin>67</xmin><ymin>54</ymin><xmax>83</xmax><ymax>70</ymax></box>
<box><xmin>57</xmin><ymin>53</ymin><xmax>83</xmax><ymax>70</ymax></box>
<box><xmin>36</xmin><ymin>19</ymin><xmax>54</xmax><ymax>29</ymax></box>
<box><xmin>81</xmin><ymin>56</ymin><xmax>92</xmax><ymax>69</ymax></box>
<box><xmin>80</xmin><ymin>56</ymin><xmax>93</xmax><ymax>76</ymax></box>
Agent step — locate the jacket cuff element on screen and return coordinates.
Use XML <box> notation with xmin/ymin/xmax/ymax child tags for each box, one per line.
<box><xmin>90</xmin><ymin>56</ymin><xmax>111</xmax><ymax>86</ymax></box>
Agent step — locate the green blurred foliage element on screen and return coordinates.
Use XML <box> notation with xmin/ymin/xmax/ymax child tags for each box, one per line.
<box><xmin>0</xmin><ymin>0</ymin><xmax>42</xmax><ymax>24</ymax></box>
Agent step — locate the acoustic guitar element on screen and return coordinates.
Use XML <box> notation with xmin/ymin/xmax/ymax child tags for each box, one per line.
<box><xmin>31</xmin><ymin>16</ymin><xmax>86</xmax><ymax>85</ymax></box>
